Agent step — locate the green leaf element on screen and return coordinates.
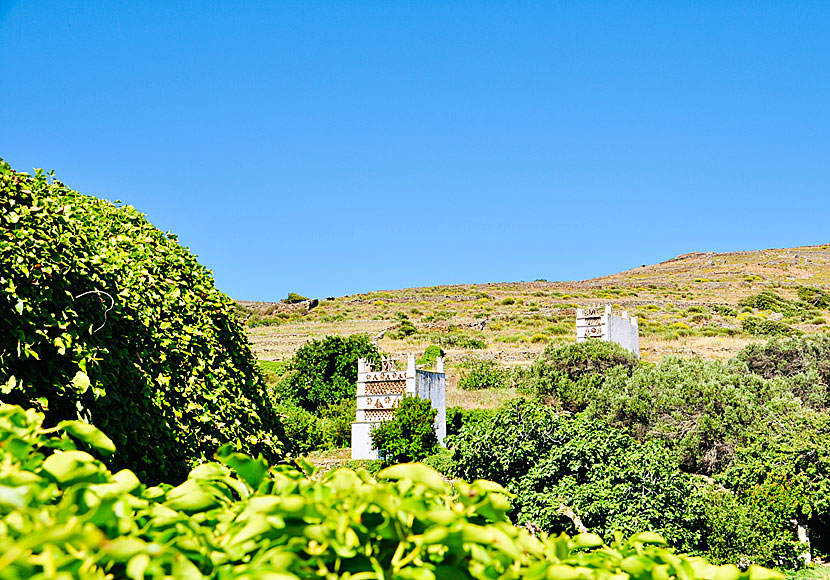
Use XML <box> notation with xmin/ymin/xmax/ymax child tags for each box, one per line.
<box><xmin>571</xmin><ymin>532</ymin><xmax>605</xmax><ymax>550</ymax></box>
<box><xmin>59</xmin><ymin>420</ymin><xmax>116</xmax><ymax>455</ymax></box>
<box><xmin>41</xmin><ymin>450</ymin><xmax>106</xmax><ymax>485</ymax></box>
<box><xmin>165</xmin><ymin>479</ymin><xmax>221</xmax><ymax>513</ymax></box>
<box><xmin>71</xmin><ymin>370</ymin><xmax>91</xmax><ymax>394</ymax></box>
<box><xmin>629</xmin><ymin>531</ymin><xmax>667</xmax><ymax>545</ymax></box>
<box><xmin>216</xmin><ymin>444</ymin><xmax>269</xmax><ymax>489</ymax></box>
<box><xmin>377</xmin><ymin>463</ymin><xmax>448</xmax><ymax>492</ymax></box>
<box><xmin>748</xmin><ymin>566</ymin><xmax>783</xmax><ymax>580</ymax></box>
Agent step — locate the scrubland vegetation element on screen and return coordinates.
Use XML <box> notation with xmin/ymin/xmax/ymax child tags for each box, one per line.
<box><xmin>4</xmin><ymin>158</ymin><xmax>829</xmax><ymax>577</ymax></box>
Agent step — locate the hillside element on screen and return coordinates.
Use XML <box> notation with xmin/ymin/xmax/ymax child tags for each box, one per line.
<box><xmin>239</xmin><ymin>244</ymin><xmax>830</xmax><ymax>385</ymax></box>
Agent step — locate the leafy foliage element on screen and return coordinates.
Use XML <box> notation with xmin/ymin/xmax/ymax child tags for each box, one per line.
<box><xmin>277</xmin><ymin>334</ymin><xmax>380</xmax><ymax>411</ymax></box>
<box><xmin>4</xmin><ymin>402</ymin><xmax>774</xmax><ymax>580</ymax></box>
<box><xmin>513</xmin><ymin>415</ymin><xmax>707</xmax><ymax>554</ymax></box>
<box><xmin>448</xmin><ymin>398</ymin><xmax>562</xmax><ymax>485</ymax></box>
<box><xmin>735</xmin><ymin>334</ymin><xmax>830</xmax><ymax>407</ymax></box>
<box><xmin>0</xmin><ymin>160</ymin><xmax>284</xmax><ymax>483</ymax></box>
<box><xmin>711</xmin><ymin>412</ymin><xmax>830</xmax><ymax>565</ymax></box>
<box><xmin>371</xmin><ymin>394</ymin><xmax>439</xmax><ymax>463</ymax></box>
<box><xmin>388</xmin><ymin>312</ymin><xmax>418</xmax><ymax>339</ymax></box>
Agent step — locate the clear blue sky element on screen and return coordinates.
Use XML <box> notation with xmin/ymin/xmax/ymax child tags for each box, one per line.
<box><xmin>2</xmin><ymin>2</ymin><xmax>828</xmax><ymax>301</ymax></box>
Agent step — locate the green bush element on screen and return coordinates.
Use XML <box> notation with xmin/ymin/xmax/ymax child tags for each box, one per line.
<box><xmin>448</xmin><ymin>398</ymin><xmax>562</xmax><ymax>485</ymax></box>
<box><xmin>739</xmin><ymin>291</ymin><xmax>817</xmax><ymax>321</ymax></box>
<box><xmin>458</xmin><ymin>358</ymin><xmax>509</xmax><ymax>390</ymax></box>
<box><xmin>421</xmin><ymin>447</ymin><xmax>456</xmax><ymax>476</ymax></box>
<box><xmin>320</xmin><ymin>398</ymin><xmax>357</xmax><ymax>449</ymax></box>
<box><xmin>371</xmin><ymin>394</ymin><xmax>438</xmax><ymax>463</ymax></box>
<box><xmin>278</xmin><ymin>334</ymin><xmax>380</xmax><ymax>411</ymax></box>
<box><xmin>708</xmin><ymin>412</ymin><xmax>830</xmax><ymax>566</ymax></box>
<box><xmin>712</xmin><ymin>304</ymin><xmax>737</xmax><ymax>317</ymax></box>
<box><xmin>741</xmin><ymin>316</ymin><xmax>801</xmax><ymax>337</ymax></box>
<box><xmin>798</xmin><ymin>286</ymin><xmax>830</xmax><ymax>309</ymax></box>
<box><xmin>4</xmin><ymin>402</ymin><xmax>772</xmax><ymax>580</ymax></box>
<box><xmin>0</xmin><ymin>161</ymin><xmax>284</xmax><ymax>483</ymax></box>
<box><xmin>735</xmin><ymin>333</ymin><xmax>830</xmax><ymax>396</ymax></box>
<box><xmin>446</xmin><ymin>406</ymin><xmax>498</xmax><ymax>438</ymax></box>
<box><xmin>527</xmin><ymin>341</ymin><xmax>638</xmax><ymax>407</ymax></box>
<box><xmin>283</xmin><ymin>292</ymin><xmax>309</xmax><ymax>303</ymax></box>
<box><xmin>387</xmin><ymin>312</ymin><xmax>418</xmax><ymax>339</ymax></box>
<box><xmin>513</xmin><ymin>415</ymin><xmax>707</xmax><ymax>554</ymax></box>
<box><xmin>417</xmin><ymin>344</ymin><xmax>444</xmax><ymax>367</ymax></box>
<box><xmin>432</xmin><ymin>332</ymin><xmax>488</xmax><ymax>349</ymax></box>
<box><xmin>274</xmin><ymin>402</ymin><xmax>324</xmax><ymax>456</ymax></box>
<box><xmin>583</xmin><ymin>356</ymin><xmax>802</xmax><ymax>474</ymax></box>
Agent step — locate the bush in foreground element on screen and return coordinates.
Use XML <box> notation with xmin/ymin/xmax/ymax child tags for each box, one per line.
<box><xmin>0</xmin><ymin>403</ymin><xmax>781</xmax><ymax>580</ymax></box>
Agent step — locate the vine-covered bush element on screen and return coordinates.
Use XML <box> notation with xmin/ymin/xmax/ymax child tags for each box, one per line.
<box><xmin>0</xmin><ymin>160</ymin><xmax>284</xmax><ymax>483</ymax></box>
<box><xmin>0</xmin><ymin>402</ymin><xmax>780</xmax><ymax>580</ymax></box>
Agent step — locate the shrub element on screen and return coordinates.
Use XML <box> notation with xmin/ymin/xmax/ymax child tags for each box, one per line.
<box><xmin>274</xmin><ymin>402</ymin><xmax>324</xmax><ymax>456</ymax></box>
<box><xmin>798</xmin><ymin>286</ymin><xmax>830</xmax><ymax>309</ymax></box>
<box><xmin>417</xmin><ymin>344</ymin><xmax>444</xmax><ymax>367</ymax></box>
<box><xmin>0</xmin><ymin>161</ymin><xmax>284</xmax><ymax>483</ymax></box>
<box><xmin>446</xmin><ymin>406</ymin><xmax>498</xmax><ymax>438</ymax></box>
<box><xmin>708</xmin><ymin>412</ymin><xmax>830</xmax><ymax>566</ymax></box>
<box><xmin>278</xmin><ymin>334</ymin><xmax>380</xmax><ymax>411</ymax></box>
<box><xmin>448</xmin><ymin>398</ymin><xmax>562</xmax><ymax>484</ymax></box>
<box><xmin>421</xmin><ymin>447</ymin><xmax>456</xmax><ymax>475</ymax></box>
<box><xmin>712</xmin><ymin>304</ymin><xmax>737</xmax><ymax>317</ymax></box>
<box><xmin>320</xmin><ymin>398</ymin><xmax>356</xmax><ymax>449</ymax></box>
<box><xmin>734</xmin><ymin>334</ymin><xmax>830</xmax><ymax>410</ymax></box>
<box><xmin>5</xmin><ymin>403</ymin><xmax>771</xmax><ymax>580</ymax></box>
<box><xmin>739</xmin><ymin>291</ymin><xmax>817</xmax><ymax>321</ymax></box>
<box><xmin>387</xmin><ymin>312</ymin><xmax>418</xmax><ymax>339</ymax></box>
<box><xmin>583</xmin><ymin>356</ymin><xmax>801</xmax><ymax>474</ymax></box>
<box><xmin>458</xmin><ymin>358</ymin><xmax>509</xmax><ymax>390</ymax></box>
<box><xmin>283</xmin><ymin>292</ymin><xmax>309</xmax><ymax>303</ymax></box>
<box><xmin>527</xmin><ymin>341</ymin><xmax>638</xmax><ymax>406</ymax></box>
<box><xmin>371</xmin><ymin>394</ymin><xmax>438</xmax><ymax>463</ymax></box>
<box><xmin>741</xmin><ymin>316</ymin><xmax>801</xmax><ymax>337</ymax></box>
<box><xmin>432</xmin><ymin>332</ymin><xmax>487</xmax><ymax>349</ymax></box>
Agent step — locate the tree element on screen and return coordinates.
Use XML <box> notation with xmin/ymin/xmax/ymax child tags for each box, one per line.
<box><xmin>371</xmin><ymin>395</ymin><xmax>438</xmax><ymax>463</ymax></box>
<box><xmin>278</xmin><ymin>334</ymin><xmax>380</xmax><ymax>411</ymax></box>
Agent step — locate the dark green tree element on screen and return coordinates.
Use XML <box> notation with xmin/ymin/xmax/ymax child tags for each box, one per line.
<box><xmin>279</xmin><ymin>334</ymin><xmax>380</xmax><ymax>411</ymax></box>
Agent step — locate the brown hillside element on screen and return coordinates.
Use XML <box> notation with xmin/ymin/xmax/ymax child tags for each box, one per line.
<box><xmin>240</xmin><ymin>244</ymin><xmax>830</xmax><ymax>400</ymax></box>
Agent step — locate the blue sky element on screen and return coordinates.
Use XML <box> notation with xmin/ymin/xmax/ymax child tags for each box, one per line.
<box><xmin>2</xmin><ymin>2</ymin><xmax>828</xmax><ymax>301</ymax></box>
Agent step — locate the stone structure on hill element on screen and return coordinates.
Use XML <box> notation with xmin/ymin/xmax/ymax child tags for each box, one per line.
<box><xmin>576</xmin><ymin>304</ymin><xmax>640</xmax><ymax>358</ymax></box>
<box><xmin>351</xmin><ymin>354</ymin><xmax>446</xmax><ymax>460</ymax></box>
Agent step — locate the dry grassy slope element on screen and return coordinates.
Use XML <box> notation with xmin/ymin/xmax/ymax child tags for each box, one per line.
<box><xmin>240</xmin><ymin>244</ymin><xmax>830</xmax><ymax>380</ymax></box>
